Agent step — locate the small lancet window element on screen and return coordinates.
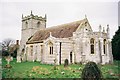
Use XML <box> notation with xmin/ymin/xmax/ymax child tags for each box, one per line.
<box><xmin>90</xmin><ymin>38</ymin><xmax>95</xmax><ymax>54</ymax></box>
<box><xmin>25</xmin><ymin>22</ymin><xmax>28</xmax><ymax>28</ymax></box>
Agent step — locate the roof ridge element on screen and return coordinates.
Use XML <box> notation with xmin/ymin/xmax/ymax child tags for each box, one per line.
<box><xmin>46</xmin><ymin>18</ymin><xmax>85</xmax><ymax>30</ymax></box>
<box><xmin>37</xmin><ymin>18</ymin><xmax>86</xmax><ymax>32</ymax></box>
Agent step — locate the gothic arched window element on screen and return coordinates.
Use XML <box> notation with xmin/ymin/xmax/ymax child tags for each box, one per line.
<box><xmin>103</xmin><ymin>39</ymin><xmax>106</xmax><ymax>54</ymax></box>
<box><xmin>48</xmin><ymin>42</ymin><xmax>53</xmax><ymax>55</ymax></box>
<box><xmin>90</xmin><ymin>38</ymin><xmax>95</xmax><ymax>54</ymax></box>
<box><xmin>37</xmin><ymin>22</ymin><xmax>40</xmax><ymax>28</ymax></box>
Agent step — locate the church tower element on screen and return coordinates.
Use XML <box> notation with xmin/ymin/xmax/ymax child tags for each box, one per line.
<box><xmin>17</xmin><ymin>11</ymin><xmax>46</xmax><ymax>62</ymax></box>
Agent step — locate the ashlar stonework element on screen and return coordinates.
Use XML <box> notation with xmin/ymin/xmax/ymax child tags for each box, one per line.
<box><xmin>17</xmin><ymin>11</ymin><xmax>113</xmax><ymax>65</ymax></box>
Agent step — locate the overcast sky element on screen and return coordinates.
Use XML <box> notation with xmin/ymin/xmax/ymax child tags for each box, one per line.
<box><xmin>0</xmin><ymin>0</ymin><xmax>119</xmax><ymax>42</ymax></box>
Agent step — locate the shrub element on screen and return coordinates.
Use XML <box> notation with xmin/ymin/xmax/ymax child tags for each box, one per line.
<box><xmin>64</xmin><ymin>59</ymin><xmax>69</xmax><ymax>67</ymax></box>
<box><xmin>81</xmin><ymin>61</ymin><xmax>102</xmax><ymax>80</ymax></box>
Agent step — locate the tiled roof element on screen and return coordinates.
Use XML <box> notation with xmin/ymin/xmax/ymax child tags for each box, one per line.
<box><xmin>27</xmin><ymin>18</ymin><xmax>86</xmax><ymax>44</ymax></box>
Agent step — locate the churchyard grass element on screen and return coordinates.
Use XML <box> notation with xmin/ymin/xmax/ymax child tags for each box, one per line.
<box><xmin>2</xmin><ymin>58</ymin><xmax>120</xmax><ymax>79</ymax></box>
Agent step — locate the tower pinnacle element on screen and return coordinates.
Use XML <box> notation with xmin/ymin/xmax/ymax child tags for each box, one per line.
<box><xmin>45</xmin><ymin>14</ymin><xmax>47</xmax><ymax>19</ymax></box>
<box><xmin>85</xmin><ymin>14</ymin><xmax>87</xmax><ymax>19</ymax></box>
<box><xmin>106</xmin><ymin>24</ymin><xmax>110</xmax><ymax>38</ymax></box>
<box><xmin>103</xmin><ymin>27</ymin><xmax>105</xmax><ymax>33</ymax></box>
<box><xmin>99</xmin><ymin>25</ymin><xmax>102</xmax><ymax>32</ymax></box>
<box><xmin>30</xmin><ymin>10</ymin><xmax>33</xmax><ymax>16</ymax></box>
<box><xmin>106</xmin><ymin>24</ymin><xmax>109</xmax><ymax>32</ymax></box>
<box><xmin>22</xmin><ymin>14</ymin><xmax>23</xmax><ymax>19</ymax></box>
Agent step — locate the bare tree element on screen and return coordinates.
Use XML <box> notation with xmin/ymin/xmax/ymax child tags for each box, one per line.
<box><xmin>2</xmin><ymin>38</ymin><xmax>15</xmax><ymax>56</ymax></box>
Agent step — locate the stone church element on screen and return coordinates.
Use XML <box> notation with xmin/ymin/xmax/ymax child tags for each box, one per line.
<box><xmin>17</xmin><ymin>11</ymin><xmax>113</xmax><ymax>65</ymax></box>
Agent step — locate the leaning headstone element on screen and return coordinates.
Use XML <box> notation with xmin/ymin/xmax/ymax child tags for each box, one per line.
<box><xmin>5</xmin><ymin>56</ymin><xmax>12</xmax><ymax>68</ymax></box>
<box><xmin>64</xmin><ymin>59</ymin><xmax>69</xmax><ymax>67</ymax></box>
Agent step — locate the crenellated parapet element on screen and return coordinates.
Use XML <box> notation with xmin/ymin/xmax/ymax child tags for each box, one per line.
<box><xmin>22</xmin><ymin>11</ymin><xmax>46</xmax><ymax>22</ymax></box>
<box><xmin>22</xmin><ymin>14</ymin><xmax>46</xmax><ymax>22</ymax></box>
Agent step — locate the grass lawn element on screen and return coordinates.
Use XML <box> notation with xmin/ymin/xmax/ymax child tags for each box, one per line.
<box><xmin>2</xmin><ymin>58</ymin><xmax>120</xmax><ymax>79</ymax></box>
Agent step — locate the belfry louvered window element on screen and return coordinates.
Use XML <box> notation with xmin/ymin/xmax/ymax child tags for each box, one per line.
<box><xmin>37</xmin><ymin>22</ymin><xmax>40</xmax><ymax>28</ymax></box>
